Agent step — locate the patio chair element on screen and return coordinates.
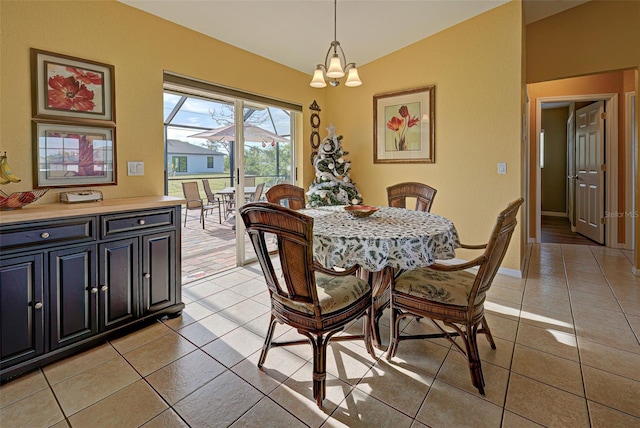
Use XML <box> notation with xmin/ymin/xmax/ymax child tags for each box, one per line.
<box><xmin>250</xmin><ymin>182</ymin><xmax>264</xmax><ymax>202</ymax></box>
<box><xmin>265</xmin><ymin>183</ymin><xmax>306</xmax><ymax>209</ymax></box>
<box><xmin>181</xmin><ymin>181</ymin><xmax>221</xmax><ymax>228</ymax></box>
<box><xmin>386</xmin><ymin>198</ymin><xmax>524</xmax><ymax>395</ymax></box>
<box><xmin>239</xmin><ymin>202</ymin><xmax>376</xmax><ymax>407</ymax></box>
<box><xmin>387</xmin><ymin>182</ymin><xmax>437</xmax><ymax>212</ymax></box>
<box><xmin>202</xmin><ymin>179</ymin><xmax>221</xmax><ymax>205</ymax></box>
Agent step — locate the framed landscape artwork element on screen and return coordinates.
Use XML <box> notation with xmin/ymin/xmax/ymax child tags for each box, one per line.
<box><xmin>373</xmin><ymin>86</ymin><xmax>435</xmax><ymax>163</ymax></box>
<box><xmin>31</xmin><ymin>49</ymin><xmax>115</xmax><ymax>124</ymax></box>
<box><xmin>34</xmin><ymin>122</ymin><xmax>116</xmax><ymax>187</ymax></box>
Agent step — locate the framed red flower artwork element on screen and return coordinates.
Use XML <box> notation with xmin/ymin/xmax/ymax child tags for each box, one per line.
<box><xmin>373</xmin><ymin>86</ymin><xmax>435</xmax><ymax>164</ymax></box>
<box><xmin>31</xmin><ymin>49</ymin><xmax>115</xmax><ymax>124</ymax></box>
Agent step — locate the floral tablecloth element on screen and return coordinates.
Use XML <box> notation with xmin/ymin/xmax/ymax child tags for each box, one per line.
<box><xmin>299</xmin><ymin>206</ymin><xmax>460</xmax><ymax>272</ymax></box>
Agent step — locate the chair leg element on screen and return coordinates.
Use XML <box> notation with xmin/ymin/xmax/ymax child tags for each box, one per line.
<box><xmin>200</xmin><ymin>208</ymin><xmax>205</xmax><ymax>229</ymax></box>
<box><xmin>258</xmin><ymin>315</ymin><xmax>278</xmax><ymax>368</ymax></box>
<box><xmin>307</xmin><ymin>332</ymin><xmax>330</xmax><ymax>407</ymax></box>
<box><xmin>479</xmin><ymin>316</ymin><xmax>496</xmax><ymax>349</ymax></box>
<box><xmin>462</xmin><ymin>323</ymin><xmax>485</xmax><ymax>396</ymax></box>
<box><xmin>183</xmin><ymin>208</ymin><xmax>187</xmax><ymax>227</ymax></box>
<box><xmin>386</xmin><ymin>307</ymin><xmax>401</xmax><ymax>360</ymax></box>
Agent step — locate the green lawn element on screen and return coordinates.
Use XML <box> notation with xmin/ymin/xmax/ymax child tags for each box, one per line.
<box><xmin>167</xmin><ymin>173</ymin><xmax>275</xmax><ymax>199</ymax></box>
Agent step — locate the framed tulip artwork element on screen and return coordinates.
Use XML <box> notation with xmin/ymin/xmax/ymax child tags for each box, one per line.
<box><xmin>31</xmin><ymin>49</ymin><xmax>115</xmax><ymax>124</ymax></box>
<box><xmin>373</xmin><ymin>86</ymin><xmax>435</xmax><ymax>163</ymax></box>
<box><xmin>33</xmin><ymin>122</ymin><xmax>116</xmax><ymax>187</ymax></box>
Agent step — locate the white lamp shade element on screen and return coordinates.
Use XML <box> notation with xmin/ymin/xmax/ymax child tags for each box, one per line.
<box><xmin>345</xmin><ymin>67</ymin><xmax>362</xmax><ymax>87</ymax></box>
<box><xmin>310</xmin><ymin>68</ymin><xmax>327</xmax><ymax>88</ymax></box>
<box><xmin>325</xmin><ymin>55</ymin><xmax>345</xmax><ymax>78</ymax></box>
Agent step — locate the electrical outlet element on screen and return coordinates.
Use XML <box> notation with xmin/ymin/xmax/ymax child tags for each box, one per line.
<box><xmin>497</xmin><ymin>162</ymin><xmax>507</xmax><ymax>174</ymax></box>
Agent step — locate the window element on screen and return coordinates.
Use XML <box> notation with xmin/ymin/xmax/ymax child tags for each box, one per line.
<box><xmin>173</xmin><ymin>156</ymin><xmax>187</xmax><ymax>173</ymax></box>
<box><xmin>207</xmin><ymin>156</ymin><xmax>214</xmax><ymax>169</ymax></box>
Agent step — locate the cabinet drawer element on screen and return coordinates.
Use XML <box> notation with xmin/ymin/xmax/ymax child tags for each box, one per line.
<box><xmin>102</xmin><ymin>209</ymin><xmax>175</xmax><ymax>238</ymax></box>
<box><xmin>0</xmin><ymin>218</ymin><xmax>96</xmax><ymax>252</ymax></box>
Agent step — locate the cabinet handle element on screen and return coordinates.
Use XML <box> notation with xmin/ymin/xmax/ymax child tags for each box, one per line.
<box><xmin>90</xmin><ymin>287</ymin><xmax>98</xmax><ymax>293</ymax></box>
<box><xmin>40</xmin><ymin>232</ymin><xmax>50</xmax><ymax>239</ymax></box>
<box><xmin>34</xmin><ymin>302</ymin><xmax>43</xmax><ymax>310</ymax></box>
<box><xmin>144</xmin><ymin>273</ymin><xmax>151</xmax><ymax>279</ymax></box>
<box><xmin>138</xmin><ymin>219</ymin><xmax>146</xmax><ymax>225</ymax></box>
<box><xmin>101</xmin><ymin>285</ymin><xmax>108</xmax><ymax>292</ymax></box>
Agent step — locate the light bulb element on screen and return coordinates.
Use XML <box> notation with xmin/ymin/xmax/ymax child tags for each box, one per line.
<box><xmin>310</xmin><ymin>67</ymin><xmax>327</xmax><ymax>88</ymax></box>
<box><xmin>345</xmin><ymin>67</ymin><xmax>362</xmax><ymax>87</ymax></box>
<box><xmin>325</xmin><ymin>54</ymin><xmax>345</xmax><ymax>78</ymax></box>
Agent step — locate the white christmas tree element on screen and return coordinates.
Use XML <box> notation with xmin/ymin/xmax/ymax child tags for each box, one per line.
<box><xmin>306</xmin><ymin>124</ymin><xmax>363</xmax><ymax>207</ymax></box>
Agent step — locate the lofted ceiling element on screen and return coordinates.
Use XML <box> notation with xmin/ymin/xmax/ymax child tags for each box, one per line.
<box><xmin>119</xmin><ymin>0</ymin><xmax>590</xmax><ymax>76</ymax></box>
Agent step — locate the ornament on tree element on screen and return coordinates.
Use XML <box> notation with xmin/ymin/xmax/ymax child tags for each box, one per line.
<box><xmin>307</xmin><ymin>124</ymin><xmax>363</xmax><ymax>207</ymax></box>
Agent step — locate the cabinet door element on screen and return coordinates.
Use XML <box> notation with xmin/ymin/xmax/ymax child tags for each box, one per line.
<box><xmin>99</xmin><ymin>238</ymin><xmax>138</xmax><ymax>331</ymax></box>
<box><xmin>0</xmin><ymin>255</ymin><xmax>44</xmax><ymax>368</ymax></box>
<box><xmin>49</xmin><ymin>245</ymin><xmax>97</xmax><ymax>350</ymax></box>
<box><xmin>141</xmin><ymin>231</ymin><xmax>176</xmax><ymax>314</ymax></box>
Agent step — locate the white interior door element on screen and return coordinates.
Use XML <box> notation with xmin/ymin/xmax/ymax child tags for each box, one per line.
<box><xmin>575</xmin><ymin>101</ymin><xmax>605</xmax><ymax>244</ymax></box>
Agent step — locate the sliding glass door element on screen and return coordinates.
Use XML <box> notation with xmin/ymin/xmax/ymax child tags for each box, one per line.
<box><xmin>163</xmin><ymin>74</ymin><xmax>299</xmax><ymax>272</ymax></box>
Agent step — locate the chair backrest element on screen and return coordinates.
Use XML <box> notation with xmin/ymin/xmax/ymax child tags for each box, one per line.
<box><xmin>182</xmin><ymin>182</ymin><xmax>203</xmax><ymax>209</ymax></box>
<box><xmin>251</xmin><ymin>182</ymin><xmax>265</xmax><ymax>202</ymax></box>
<box><xmin>240</xmin><ymin>202</ymin><xmax>320</xmax><ymax>312</ymax></box>
<box><xmin>201</xmin><ymin>179</ymin><xmax>217</xmax><ymax>204</ymax></box>
<box><xmin>469</xmin><ymin>198</ymin><xmax>524</xmax><ymax>308</ymax></box>
<box><xmin>265</xmin><ymin>184</ymin><xmax>306</xmax><ymax>210</ymax></box>
<box><xmin>387</xmin><ymin>182</ymin><xmax>437</xmax><ymax>212</ymax></box>
<box><xmin>245</xmin><ymin>176</ymin><xmax>256</xmax><ymax>186</ymax></box>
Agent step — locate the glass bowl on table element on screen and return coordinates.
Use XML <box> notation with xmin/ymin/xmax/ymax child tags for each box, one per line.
<box><xmin>344</xmin><ymin>205</ymin><xmax>379</xmax><ymax>218</ymax></box>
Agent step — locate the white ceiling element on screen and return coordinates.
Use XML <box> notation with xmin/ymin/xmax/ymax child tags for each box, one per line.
<box><xmin>118</xmin><ymin>0</ymin><xmax>590</xmax><ymax>76</ymax></box>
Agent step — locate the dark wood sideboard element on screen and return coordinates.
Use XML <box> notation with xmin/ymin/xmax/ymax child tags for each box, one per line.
<box><xmin>0</xmin><ymin>196</ymin><xmax>185</xmax><ymax>383</ymax></box>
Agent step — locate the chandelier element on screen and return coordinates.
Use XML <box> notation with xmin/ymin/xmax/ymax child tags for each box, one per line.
<box><xmin>309</xmin><ymin>0</ymin><xmax>362</xmax><ymax>88</ymax></box>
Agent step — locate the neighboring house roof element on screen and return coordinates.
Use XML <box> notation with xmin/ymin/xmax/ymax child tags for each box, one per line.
<box><xmin>167</xmin><ymin>139</ymin><xmax>225</xmax><ymax>156</ymax></box>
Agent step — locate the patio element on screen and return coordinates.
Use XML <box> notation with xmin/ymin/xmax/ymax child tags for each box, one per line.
<box><xmin>180</xmin><ymin>209</ymin><xmax>251</xmax><ymax>285</ymax></box>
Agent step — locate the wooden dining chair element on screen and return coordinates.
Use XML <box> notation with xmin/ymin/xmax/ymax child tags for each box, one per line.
<box><xmin>239</xmin><ymin>202</ymin><xmax>376</xmax><ymax>407</ymax></box>
<box><xmin>387</xmin><ymin>182</ymin><xmax>437</xmax><ymax>212</ymax></box>
<box><xmin>265</xmin><ymin>183</ymin><xmax>306</xmax><ymax>209</ymax></box>
<box><xmin>181</xmin><ymin>181</ymin><xmax>221</xmax><ymax>228</ymax></box>
<box><xmin>386</xmin><ymin>198</ymin><xmax>523</xmax><ymax>396</ymax></box>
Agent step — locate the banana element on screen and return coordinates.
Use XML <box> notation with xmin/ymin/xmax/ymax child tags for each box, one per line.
<box><xmin>0</xmin><ymin>153</ymin><xmax>22</xmax><ymax>183</ymax></box>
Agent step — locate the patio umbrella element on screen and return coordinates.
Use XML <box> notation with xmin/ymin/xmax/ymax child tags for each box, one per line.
<box><xmin>188</xmin><ymin>124</ymin><xmax>288</xmax><ymax>144</ymax></box>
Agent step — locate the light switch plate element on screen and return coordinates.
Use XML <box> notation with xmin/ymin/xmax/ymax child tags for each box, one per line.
<box><xmin>128</xmin><ymin>161</ymin><xmax>144</xmax><ymax>176</ymax></box>
<box><xmin>498</xmin><ymin>162</ymin><xmax>507</xmax><ymax>174</ymax></box>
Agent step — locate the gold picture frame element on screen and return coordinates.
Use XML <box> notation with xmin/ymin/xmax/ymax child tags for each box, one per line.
<box><xmin>373</xmin><ymin>86</ymin><xmax>435</xmax><ymax>163</ymax></box>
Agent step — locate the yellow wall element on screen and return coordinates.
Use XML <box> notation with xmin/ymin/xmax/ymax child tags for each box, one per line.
<box><xmin>0</xmin><ymin>0</ymin><xmax>324</xmax><ymax>201</ymax></box>
<box><xmin>1</xmin><ymin>0</ymin><xmax>525</xmax><ymax>271</ymax></box>
<box><xmin>526</xmin><ymin>0</ymin><xmax>640</xmax><ymax>84</ymax></box>
<box><xmin>326</xmin><ymin>1</ymin><xmax>524</xmax><ymax>270</ymax></box>
<box><xmin>526</xmin><ymin>0</ymin><xmax>640</xmax><ymax>264</ymax></box>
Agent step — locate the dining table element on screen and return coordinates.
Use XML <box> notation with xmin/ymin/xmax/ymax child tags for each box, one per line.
<box><xmin>298</xmin><ymin>205</ymin><xmax>461</xmax><ymax>348</ymax></box>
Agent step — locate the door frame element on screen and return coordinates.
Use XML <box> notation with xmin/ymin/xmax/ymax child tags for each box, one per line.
<box><xmin>625</xmin><ymin>91</ymin><xmax>637</xmax><ymax>250</ymax></box>
<box><xmin>533</xmin><ymin>93</ymin><xmax>619</xmax><ymax>247</ymax></box>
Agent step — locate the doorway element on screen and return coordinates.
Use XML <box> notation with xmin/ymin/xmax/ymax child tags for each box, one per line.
<box><xmin>534</xmin><ymin>93</ymin><xmax>619</xmax><ymax>247</ymax></box>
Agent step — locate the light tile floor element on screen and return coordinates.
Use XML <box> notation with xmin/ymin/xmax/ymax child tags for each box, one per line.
<box><xmin>1</xmin><ymin>243</ymin><xmax>639</xmax><ymax>427</ymax></box>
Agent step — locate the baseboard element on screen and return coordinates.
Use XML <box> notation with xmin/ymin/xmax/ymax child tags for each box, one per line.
<box><xmin>541</xmin><ymin>211</ymin><xmax>567</xmax><ymax>218</ymax></box>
